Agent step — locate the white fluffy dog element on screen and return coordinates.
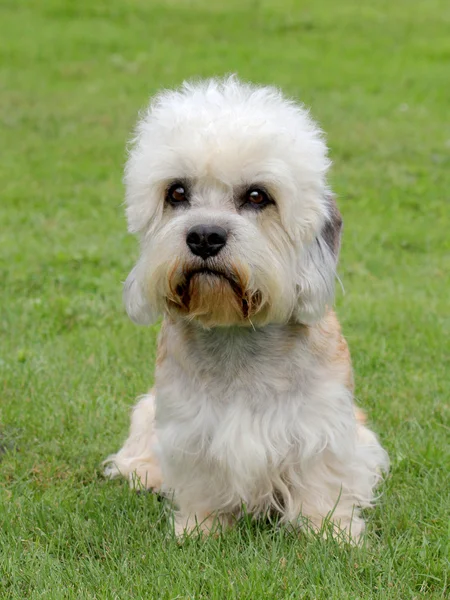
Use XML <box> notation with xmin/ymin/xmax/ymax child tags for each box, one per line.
<box><xmin>105</xmin><ymin>76</ymin><xmax>389</xmax><ymax>540</ymax></box>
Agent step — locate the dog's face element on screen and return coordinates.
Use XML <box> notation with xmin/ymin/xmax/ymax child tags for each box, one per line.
<box><xmin>123</xmin><ymin>77</ymin><xmax>342</xmax><ymax>328</ymax></box>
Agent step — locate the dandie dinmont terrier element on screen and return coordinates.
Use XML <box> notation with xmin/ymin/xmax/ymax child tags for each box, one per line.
<box><xmin>105</xmin><ymin>76</ymin><xmax>389</xmax><ymax>541</ymax></box>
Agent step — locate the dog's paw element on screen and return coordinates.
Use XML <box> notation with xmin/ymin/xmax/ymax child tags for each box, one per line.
<box><xmin>174</xmin><ymin>511</ymin><xmax>234</xmax><ymax>539</ymax></box>
<box><xmin>104</xmin><ymin>454</ymin><xmax>163</xmax><ymax>492</ymax></box>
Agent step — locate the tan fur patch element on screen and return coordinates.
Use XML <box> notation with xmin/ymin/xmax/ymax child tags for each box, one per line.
<box><xmin>165</xmin><ymin>260</ymin><xmax>267</xmax><ymax>327</ymax></box>
<box><xmin>156</xmin><ymin>322</ymin><xmax>168</xmax><ymax>368</ymax></box>
<box><xmin>354</xmin><ymin>407</ymin><xmax>367</xmax><ymax>425</ymax></box>
<box><xmin>186</xmin><ymin>272</ymin><xmax>244</xmax><ymax>327</ymax></box>
<box><xmin>308</xmin><ymin>310</ymin><xmax>354</xmax><ymax>392</ymax></box>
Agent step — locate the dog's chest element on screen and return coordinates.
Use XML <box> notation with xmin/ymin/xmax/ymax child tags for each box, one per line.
<box><xmin>154</xmin><ymin>323</ymin><xmax>349</xmax><ymax>486</ymax></box>
<box><xmin>156</xmin><ymin>370</ymin><xmax>303</xmax><ymax>494</ymax></box>
<box><xmin>156</xmin><ymin>322</ymin><xmax>314</xmax><ymax>423</ymax></box>
<box><xmin>156</xmin><ymin>353</ymin><xmax>303</xmax><ymax>441</ymax></box>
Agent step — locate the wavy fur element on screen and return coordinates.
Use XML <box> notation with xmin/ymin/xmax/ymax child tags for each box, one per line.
<box><xmin>105</xmin><ymin>76</ymin><xmax>389</xmax><ymax>541</ymax></box>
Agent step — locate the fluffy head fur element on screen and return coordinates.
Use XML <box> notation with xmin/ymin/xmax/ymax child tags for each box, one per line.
<box><xmin>105</xmin><ymin>76</ymin><xmax>388</xmax><ymax>542</ymax></box>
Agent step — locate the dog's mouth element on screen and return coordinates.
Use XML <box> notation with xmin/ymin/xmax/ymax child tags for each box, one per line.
<box><xmin>176</xmin><ymin>267</ymin><xmax>241</xmax><ymax>296</ymax></box>
<box><xmin>168</xmin><ymin>265</ymin><xmax>260</xmax><ymax>322</ymax></box>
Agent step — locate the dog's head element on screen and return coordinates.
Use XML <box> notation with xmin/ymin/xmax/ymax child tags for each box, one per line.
<box><xmin>123</xmin><ymin>76</ymin><xmax>342</xmax><ymax>328</ymax></box>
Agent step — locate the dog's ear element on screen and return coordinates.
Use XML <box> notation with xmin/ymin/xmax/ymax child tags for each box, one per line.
<box><xmin>123</xmin><ymin>264</ymin><xmax>158</xmax><ymax>325</ymax></box>
<box><xmin>321</xmin><ymin>193</ymin><xmax>343</xmax><ymax>258</ymax></box>
<box><xmin>293</xmin><ymin>194</ymin><xmax>342</xmax><ymax>325</ymax></box>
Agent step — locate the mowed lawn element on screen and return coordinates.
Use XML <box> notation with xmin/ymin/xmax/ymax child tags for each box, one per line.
<box><xmin>0</xmin><ymin>0</ymin><xmax>449</xmax><ymax>597</ymax></box>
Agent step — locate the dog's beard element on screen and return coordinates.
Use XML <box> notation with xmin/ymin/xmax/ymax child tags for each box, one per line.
<box><xmin>166</xmin><ymin>262</ymin><xmax>264</xmax><ymax>327</ymax></box>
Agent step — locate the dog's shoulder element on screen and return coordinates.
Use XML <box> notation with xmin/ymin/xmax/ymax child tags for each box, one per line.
<box><xmin>306</xmin><ymin>310</ymin><xmax>354</xmax><ymax>392</ymax></box>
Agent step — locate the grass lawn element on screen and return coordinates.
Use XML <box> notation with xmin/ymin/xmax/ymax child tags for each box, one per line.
<box><xmin>1</xmin><ymin>0</ymin><xmax>449</xmax><ymax>597</ymax></box>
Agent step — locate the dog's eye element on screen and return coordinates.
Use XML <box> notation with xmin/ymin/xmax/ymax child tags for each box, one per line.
<box><xmin>166</xmin><ymin>183</ymin><xmax>188</xmax><ymax>205</ymax></box>
<box><xmin>243</xmin><ymin>188</ymin><xmax>272</xmax><ymax>209</ymax></box>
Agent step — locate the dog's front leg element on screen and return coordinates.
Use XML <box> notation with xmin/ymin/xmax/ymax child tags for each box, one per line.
<box><xmin>104</xmin><ymin>393</ymin><xmax>163</xmax><ymax>491</ymax></box>
<box><xmin>174</xmin><ymin>509</ymin><xmax>234</xmax><ymax>538</ymax></box>
<box><xmin>285</xmin><ymin>422</ymin><xmax>388</xmax><ymax>544</ymax></box>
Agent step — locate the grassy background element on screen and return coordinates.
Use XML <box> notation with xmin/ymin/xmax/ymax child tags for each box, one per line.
<box><xmin>0</xmin><ymin>0</ymin><xmax>449</xmax><ymax>597</ymax></box>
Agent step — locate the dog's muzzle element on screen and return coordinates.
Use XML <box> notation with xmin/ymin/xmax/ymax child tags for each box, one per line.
<box><xmin>166</xmin><ymin>258</ymin><xmax>263</xmax><ymax>326</ymax></box>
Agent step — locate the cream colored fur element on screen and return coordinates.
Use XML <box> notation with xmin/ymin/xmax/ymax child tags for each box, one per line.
<box><xmin>104</xmin><ymin>76</ymin><xmax>389</xmax><ymax>541</ymax></box>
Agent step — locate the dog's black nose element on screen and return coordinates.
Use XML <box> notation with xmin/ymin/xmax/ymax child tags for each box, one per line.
<box><xmin>186</xmin><ymin>225</ymin><xmax>227</xmax><ymax>259</ymax></box>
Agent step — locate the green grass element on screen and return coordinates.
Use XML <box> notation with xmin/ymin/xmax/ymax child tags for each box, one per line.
<box><xmin>1</xmin><ymin>0</ymin><xmax>449</xmax><ymax>597</ymax></box>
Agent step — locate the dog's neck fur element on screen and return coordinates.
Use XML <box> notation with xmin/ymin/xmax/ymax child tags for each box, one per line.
<box><xmin>182</xmin><ymin>319</ymin><xmax>305</xmax><ymax>359</ymax></box>
<box><xmin>156</xmin><ymin>316</ymin><xmax>324</xmax><ymax>397</ymax></box>
<box><xmin>156</xmin><ymin>311</ymin><xmax>354</xmax><ymax>405</ymax></box>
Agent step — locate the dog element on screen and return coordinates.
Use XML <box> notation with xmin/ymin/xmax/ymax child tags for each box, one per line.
<box><xmin>104</xmin><ymin>76</ymin><xmax>389</xmax><ymax>541</ymax></box>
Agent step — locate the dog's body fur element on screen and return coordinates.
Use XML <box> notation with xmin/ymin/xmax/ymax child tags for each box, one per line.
<box><xmin>105</xmin><ymin>77</ymin><xmax>388</xmax><ymax>540</ymax></box>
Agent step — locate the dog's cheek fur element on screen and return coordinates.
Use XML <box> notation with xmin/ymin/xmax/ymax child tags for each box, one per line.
<box><xmin>251</xmin><ymin>214</ymin><xmax>297</xmax><ymax>323</ymax></box>
<box><xmin>123</xmin><ymin>264</ymin><xmax>155</xmax><ymax>325</ymax></box>
<box><xmin>293</xmin><ymin>194</ymin><xmax>343</xmax><ymax>325</ymax></box>
<box><xmin>293</xmin><ymin>241</ymin><xmax>337</xmax><ymax>325</ymax></box>
<box><xmin>123</xmin><ymin>214</ymin><xmax>190</xmax><ymax>325</ymax></box>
